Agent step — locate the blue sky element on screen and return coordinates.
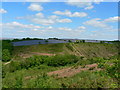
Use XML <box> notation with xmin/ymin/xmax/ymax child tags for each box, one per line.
<box><xmin>1</xmin><ymin>1</ymin><xmax>118</xmax><ymax>40</ymax></box>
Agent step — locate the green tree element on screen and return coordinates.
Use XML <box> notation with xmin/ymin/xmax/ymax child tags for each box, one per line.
<box><xmin>39</xmin><ymin>42</ymin><xmax>41</xmax><ymax>44</ymax></box>
<box><xmin>45</xmin><ymin>40</ymin><xmax>48</xmax><ymax>43</ymax></box>
<box><xmin>2</xmin><ymin>49</ymin><xmax>11</xmax><ymax>62</ymax></box>
<box><xmin>75</xmin><ymin>40</ymin><xmax>80</xmax><ymax>43</ymax></box>
<box><xmin>2</xmin><ymin>40</ymin><xmax>13</xmax><ymax>53</ymax></box>
<box><xmin>100</xmin><ymin>41</ymin><xmax>104</xmax><ymax>44</ymax></box>
<box><xmin>68</xmin><ymin>40</ymin><xmax>72</xmax><ymax>43</ymax></box>
<box><xmin>82</xmin><ymin>40</ymin><xmax>85</xmax><ymax>43</ymax></box>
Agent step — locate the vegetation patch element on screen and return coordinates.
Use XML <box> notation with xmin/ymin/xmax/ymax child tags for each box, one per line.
<box><xmin>2</xmin><ymin>41</ymin><xmax>119</xmax><ymax>88</ymax></box>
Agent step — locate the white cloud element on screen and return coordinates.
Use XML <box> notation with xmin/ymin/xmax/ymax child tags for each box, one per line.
<box><xmin>16</xmin><ymin>13</ymin><xmax>72</xmax><ymax>25</ymax></box>
<box><xmin>78</xmin><ymin>26</ymin><xmax>86</xmax><ymax>29</ymax></box>
<box><xmin>33</xmin><ymin>28</ymin><xmax>38</xmax><ymax>31</ymax></box>
<box><xmin>2</xmin><ymin>22</ymin><xmax>43</xmax><ymax>31</ymax></box>
<box><xmin>74</xmin><ymin>26</ymin><xmax>86</xmax><ymax>33</ymax></box>
<box><xmin>2</xmin><ymin>22</ymin><xmax>46</xmax><ymax>38</ymax></box>
<box><xmin>57</xmin><ymin>18</ymin><xmax>72</xmax><ymax>23</ymax></box>
<box><xmin>84</xmin><ymin>5</ymin><xmax>94</xmax><ymax>10</ymax></box>
<box><xmin>48</xmin><ymin>15</ymin><xmax>59</xmax><ymax>19</ymax></box>
<box><xmin>83</xmin><ymin>16</ymin><xmax>119</xmax><ymax>30</ymax></box>
<box><xmin>31</xmin><ymin>18</ymin><xmax>72</xmax><ymax>25</ymax></box>
<box><xmin>26</xmin><ymin>0</ymin><xmax>50</xmax><ymax>2</ymax></box>
<box><xmin>66</xmin><ymin>0</ymin><xmax>103</xmax><ymax>10</ymax></box>
<box><xmin>28</xmin><ymin>3</ymin><xmax>43</xmax><ymax>11</ymax></box>
<box><xmin>68</xmin><ymin>3</ymin><xmax>93</xmax><ymax>10</ymax></box>
<box><xmin>53</xmin><ymin>10</ymin><xmax>87</xmax><ymax>17</ymax></box>
<box><xmin>0</xmin><ymin>8</ymin><xmax>7</xmax><ymax>14</ymax></box>
<box><xmin>35</xmin><ymin>13</ymin><xmax>44</xmax><ymax>18</ymax></box>
<box><xmin>57</xmin><ymin>26</ymin><xmax>86</xmax><ymax>33</ymax></box>
<box><xmin>58</xmin><ymin>27</ymin><xmax>72</xmax><ymax>31</ymax></box>
<box><xmin>66</xmin><ymin>0</ymin><xmax>93</xmax><ymax>10</ymax></box>
<box><xmin>104</xmin><ymin>16</ymin><xmax>119</xmax><ymax>23</ymax></box>
<box><xmin>31</xmin><ymin>18</ymin><xmax>55</xmax><ymax>25</ymax></box>
<box><xmin>17</xmin><ymin>31</ymin><xmax>25</xmax><ymax>33</ymax></box>
<box><xmin>83</xmin><ymin>17</ymin><xmax>118</xmax><ymax>36</ymax></box>
<box><xmin>83</xmin><ymin>18</ymin><xmax>110</xmax><ymax>29</ymax></box>
<box><xmin>47</xmin><ymin>26</ymin><xmax>53</xmax><ymax>29</ymax></box>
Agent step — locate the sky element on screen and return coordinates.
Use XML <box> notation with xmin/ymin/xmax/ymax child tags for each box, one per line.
<box><xmin>0</xmin><ymin>1</ymin><xmax>119</xmax><ymax>40</ymax></box>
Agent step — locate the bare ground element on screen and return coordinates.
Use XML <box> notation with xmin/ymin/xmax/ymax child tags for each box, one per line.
<box><xmin>24</xmin><ymin>63</ymin><xmax>102</xmax><ymax>80</ymax></box>
<box><xmin>19</xmin><ymin>52</ymin><xmax>56</xmax><ymax>58</ymax></box>
<box><xmin>48</xmin><ymin>63</ymin><xmax>101</xmax><ymax>78</ymax></box>
<box><xmin>4</xmin><ymin>61</ymin><xmax>11</xmax><ymax>65</ymax></box>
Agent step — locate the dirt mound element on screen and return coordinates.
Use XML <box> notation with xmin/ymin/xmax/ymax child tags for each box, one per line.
<box><xmin>48</xmin><ymin>63</ymin><xmax>101</xmax><ymax>78</ymax></box>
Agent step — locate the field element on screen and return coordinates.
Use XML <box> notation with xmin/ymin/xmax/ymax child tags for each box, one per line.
<box><xmin>2</xmin><ymin>40</ymin><xmax>119</xmax><ymax>88</ymax></box>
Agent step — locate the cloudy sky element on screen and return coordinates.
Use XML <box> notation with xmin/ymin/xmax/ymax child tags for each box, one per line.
<box><xmin>1</xmin><ymin>1</ymin><xmax>118</xmax><ymax>40</ymax></box>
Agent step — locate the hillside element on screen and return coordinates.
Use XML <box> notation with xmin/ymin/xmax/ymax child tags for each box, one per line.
<box><xmin>2</xmin><ymin>42</ymin><xmax>119</xmax><ymax>88</ymax></box>
<box><xmin>12</xmin><ymin>42</ymin><xmax>118</xmax><ymax>60</ymax></box>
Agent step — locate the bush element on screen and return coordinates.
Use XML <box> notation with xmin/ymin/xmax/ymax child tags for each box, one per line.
<box><xmin>106</xmin><ymin>63</ymin><xmax>119</xmax><ymax>79</ymax></box>
<box><xmin>3</xmin><ymin>55</ymin><xmax>80</xmax><ymax>74</ymax></box>
<box><xmin>2</xmin><ymin>40</ymin><xmax>13</xmax><ymax>54</ymax></box>
<box><xmin>2</xmin><ymin>49</ymin><xmax>11</xmax><ymax>62</ymax></box>
<box><xmin>97</xmin><ymin>56</ymin><xmax>119</xmax><ymax>80</ymax></box>
<box><xmin>67</xmin><ymin>71</ymin><xmax>118</xmax><ymax>88</ymax></box>
<box><xmin>3</xmin><ymin>72</ymin><xmax>23</xmax><ymax>88</ymax></box>
<box><xmin>46</xmin><ymin>55</ymin><xmax>79</xmax><ymax>67</ymax></box>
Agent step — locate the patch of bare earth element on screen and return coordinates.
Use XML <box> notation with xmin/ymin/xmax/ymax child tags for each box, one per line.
<box><xmin>19</xmin><ymin>52</ymin><xmax>55</xmax><ymax>58</ymax></box>
<box><xmin>24</xmin><ymin>76</ymin><xmax>37</xmax><ymax>80</ymax></box>
<box><xmin>31</xmin><ymin>52</ymin><xmax>55</xmax><ymax>56</ymax></box>
<box><xmin>4</xmin><ymin>61</ymin><xmax>11</xmax><ymax>65</ymax></box>
<box><xmin>48</xmin><ymin>63</ymin><xmax>101</xmax><ymax>78</ymax></box>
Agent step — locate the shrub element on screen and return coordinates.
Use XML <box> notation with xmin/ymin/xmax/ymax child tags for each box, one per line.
<box><xmin>2</xmin><ymin>40</ymin><xmax>13</xmax><ymax>54</ymax></box>
<box><xmin>67</xmin><ymin>71</ymin><xmax>118</xmax><ymax>88</ymax></box>
<box><xmin>106</xmin><ymin>63</ymin><xmax>119</xmax><ymax>79</ymax></box>
<box><xmin>46</xmin><ymin>55</ymin><xmax>79</xmax><ymax>67</ymax></box>
<box><xmin>2</xmin><ymin>49</ymin><xmax>11</xmax><ymax>62</ymax></box>
<box><xmin>45</xmin><ymin>40</ymin><xmax>48</xmax><ymax>43</ymax></box>
<box><xmin>68</xmin><ymin>40</ymin><xmax>72</xmax><ymax>43</ymax></box>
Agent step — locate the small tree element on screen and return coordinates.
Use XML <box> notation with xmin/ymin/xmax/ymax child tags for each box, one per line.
<box><xmin>68</xmin><ymin>40</ymin><xmax>72</xmax><ymax>43</ymax></box>
<box><xmin>39</xmin><ymin>42</ymin><xmax>41</xmax><ymax>44</ymax></box>
<box><xmin>45</xmin><ymin>40</ymin><xmax>48</xmax><ymax>44</ymax></box>
<box><xmin>26</xmin><ymin>37</ymin><xmax>31</xmax><ymax>40</ymax></box>
<box><xmin>75</xmin><ymin>40</ymin><xmax>80</xmax><ymax>43</ymax></box>
<box><xmin>82</xmin><ymin>40</ymin><xmax>85</xmax><ymax>43</ymax></box>
<box><xmin>2</xmin><ymin>49</ymin><xmax>11</xmax><ymax>62</ymax></box>
<box><xmin>100</xmin><ymin>41</ymin><xmax>104</xmax><ymax>44</ymax></box>
<box><xmin>45</xmin><ymin>40</ymin><xmax>48</xmax><ymax>42</ymax></box>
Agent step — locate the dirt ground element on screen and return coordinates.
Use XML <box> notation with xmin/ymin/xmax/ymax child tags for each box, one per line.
<box><xmin>19</xmin><ymin>52</ymin><xmax>56</xmax><ymax>58</ymax></box>
<box><xmin>48</xmin><ymin>63</ymin><xmax>101</xmax><ymax>78</ymax></box>
<box><xmin>4</xmin><ymin>61</ymin><xmax>11</xmax><ymax>65</ymax></box>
